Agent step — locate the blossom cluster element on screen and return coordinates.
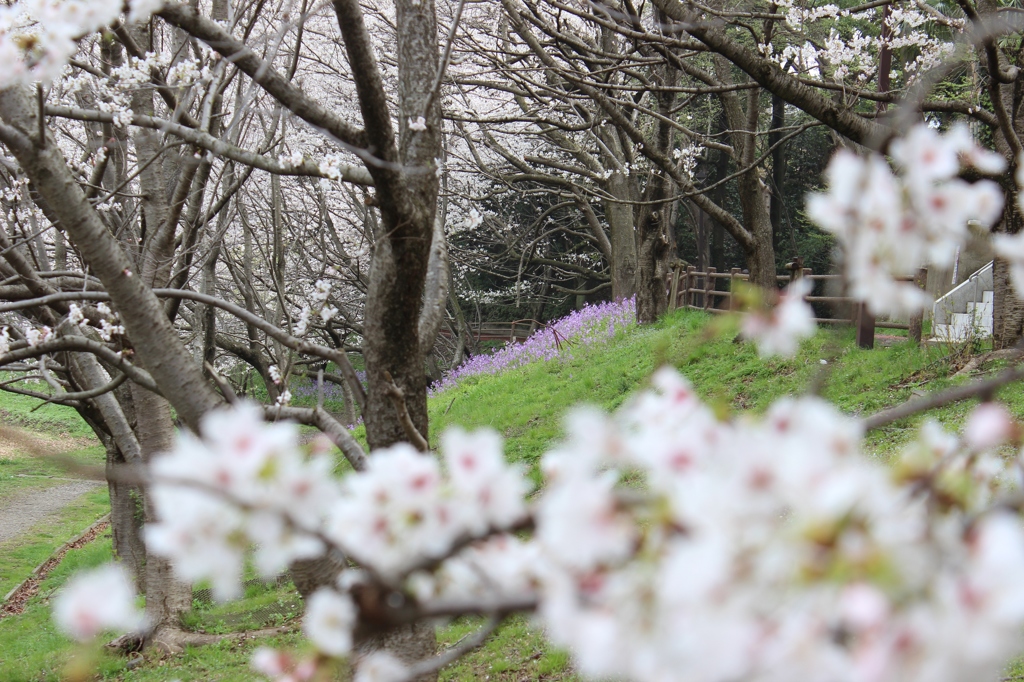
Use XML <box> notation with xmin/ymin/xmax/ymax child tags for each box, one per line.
<box><xmin>54</xmin><ymin>366</ymin><xmax>1024</xmax><ymax>682</ymax></box>
<box><xmin>53</xmin><ymin>564</ymin><xmax>143</xmax><ymax>641</ymax></box>
<box><xmin>807</xmin><ymin>124</ymin><xmax>1005</xmax><ymax>317</ymax></box>
<box><xmin>531</xmin><ymin>369</ymin><xmax>1024</xmax><ymax>682</ymax></box>
<box><xmin>67</xmin><ymin>301</ymin><xmax>124</xmax><ymax>341</ymax></box>
<box><xmin>328</xmin><ymin>428</ymin><xmax>530</xmax><ymax>579</ymax></box>
<box><xmin>144</xmin><ymin>403</ymin><xmax>339</xmax><ymax>601</ymax></box>
<box><xmin>768</xmin><ymin>2</ymin><xmax>957</xmax><ymax>83</ymax></box>
<box><xmin>0</xmin><ymin>0</ymin><xmax>164</xmax><ymax>87</ymax></box>
<box><xmin>293</xmin><ymin>274</ymin><xmax>338</xmax><ymax>338</ymax></box>
<box><xmin>740</xmin><ymin>278</ymin><xmax>815</xmax><ymax>358</ymax></box>
<box><xmin>24</xmin><ymin>323</ymin><xmax>52</xmax><ymax>346</ymax></box>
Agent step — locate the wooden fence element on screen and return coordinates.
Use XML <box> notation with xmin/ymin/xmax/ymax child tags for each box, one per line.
<box><xmin>666</xmin><ymin>261</ymin><xmax>928</xmax><ymax>348</ymax></box>
<box><xmin>437</xmin><ymin>320</ymin><xmax>537</xmax><ymax>344</ymax></box>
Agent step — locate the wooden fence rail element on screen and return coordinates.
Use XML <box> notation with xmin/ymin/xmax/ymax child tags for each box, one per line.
<box><xmin>437</xmin><ymin>320</ymin><xmax>538</xmax><ymax>344</ymax></box>
<box><xmin>666</xmin><ymin>263</ymin><xmax>928</xmax><ymax>348</ymax></box>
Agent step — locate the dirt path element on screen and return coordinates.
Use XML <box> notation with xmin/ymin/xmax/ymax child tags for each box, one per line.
<box><xmin>0</xmin><ymin>480</ymin><xmax>102</xmax><ymax>545</ymax></box>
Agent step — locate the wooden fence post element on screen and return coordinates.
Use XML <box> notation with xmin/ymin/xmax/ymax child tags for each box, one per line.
<box><xmin>705</xmin><ymin>267</ymin><xmax>716</xmax><ymax>311</ymax></box>
<box><xmin>686</xmin><ymin>266</ymin><xmax>695</xmax><ymax>309</ymax></box>
<box><xmin>909</xmin><ymin>267</ymin><xmax>927</xmax><ymax>346</ymax></box>
<box><xmin>788</xmin><ymin>256</ymin><xmax>804</xmax><ymax>284</ymax></box>
<box><xmin>669</xmin><ymin>265</ymin><xmax>681</xmax><ymax>311</ymax></box>
<box><xmin>729</xmin><ymin>268</ymin><xmax>740</xmax><ymax>311</ymax></box>
<box><xmin>856</xmin><ymin>303</ymin><xmax>875</xmax><ymax>349</ymax></box>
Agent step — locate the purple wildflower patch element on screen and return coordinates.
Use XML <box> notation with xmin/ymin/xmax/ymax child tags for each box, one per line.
<box><xmin>430</xmin><ymin>298</ymin><xmax>636</xmax><ymax>395</ymax></box>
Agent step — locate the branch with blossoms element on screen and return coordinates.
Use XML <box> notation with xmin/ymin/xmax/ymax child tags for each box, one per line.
<box><xmin>0</xmin><ymin>286</ymin><xmax>368</xmax><ymax>410</ymax></box>
<box><xmin>51</xmin><ymin>366</ymin><xmax>1024</xmax><ymax>682</ymax></box>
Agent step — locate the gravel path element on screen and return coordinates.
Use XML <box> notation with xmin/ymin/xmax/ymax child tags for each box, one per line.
<box><xmin>0</xmin><ymin>480</ymin><xmax>102</xmax><ymax>545</ymax></box>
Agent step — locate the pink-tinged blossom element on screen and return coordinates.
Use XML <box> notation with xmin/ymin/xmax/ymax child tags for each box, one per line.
<box><xmin>59</xmin><ymin>367</ymin><xmax>1024</xmax><ymax>682</ymax></box>
<box><xmin>354</xmin><ymin>653</ymin><xmax>409</xmax><ymax>682</ymax></box>
<box><xmin>526</xmin><ymin>368</ymin><xmax>1024</xmax><ymax>682</ymax></box>
<box><xmin>327</xmin><ymin>444</ymin><xmax>454</xmax><ymax>577</ymax></box>
<box><xmin>536</xmin><ymin>472</ymin><xmax>636</xmax><ymax>572</ymax></box>
<box><xmin>964</xmin><ymin>402</ymin><xmax>1016</xmax><ymax>452</ymax></box>
<box><xmin>808</xmin><ymin>125</ymin><xmax>1004</xmax><ymax>317</ymax></box>
<box><xmin>52</xmin><ymin>563</ymin><xmax>142</xmax><ymax>641</ymax></box>
<box><xmin>327</xmin><ymin>433</ymin><xmax>530</xmax><ymax>578</ymax></box>
<box><xmin>441</xmin><ymin>427</ymin><xmax>529</xmax><ymax>533</ymax></box>
<box><xmin>251</xmin><ymin>647</ymin><xmax>317</xmax><ymax>682</ymax></box>
<box><xmin>303</xmin><ymin>588</ymin><xmax>356</xmax><ymax>657</ymax></box>
<box><xmin>146</xmin><ymin>402</ymin><xmax>335</xmax><ymax>600</ymax></box>
<box><xmin>409</xmin><ymin>534</ymin><xmax>542</xmax><ymax>602</ymax></box>
<box><xmin>740</xmin><ymin>278</ymin><xmax>816</xmax><ymax>358</ymax></box>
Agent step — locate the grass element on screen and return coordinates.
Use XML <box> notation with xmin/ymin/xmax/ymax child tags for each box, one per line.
<box><xmin>426</xmin><ymin>309</ymin><xmax>974</xmax><ymax>470</ymax></box>
<box><xmin>0</xmin><ymin>310</ymin><xmax>1017</xmax><ymax>680</ymax></box>
<box><xmin>0</xmin><ymin>385</ymin><xmax>96</xmax><ymax>439</ymax></box>
<box><xmin>0</xmin><ymin>379</ymin><xmax>109</xmax><ymax>600</ymax></box>
<box><xmin>0</xmin><ymin>381</ymin><xmax>104</xmax><ymax>504</ymax></box>
<box><xmin>0</xmin><ymin>487</ymin><xmax>110</xmax><ymax>599</ymax></box>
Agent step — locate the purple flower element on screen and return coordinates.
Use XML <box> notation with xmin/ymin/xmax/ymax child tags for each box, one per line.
<box><xmin>429</xmin><ymin>298</ymin><xmax>636</xmax><ymax>395</ymax></box>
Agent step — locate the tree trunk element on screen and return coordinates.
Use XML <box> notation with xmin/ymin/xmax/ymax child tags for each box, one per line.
<box><xmin>737</xmin><ymin>171</ymin><xmax>778</xmax><ymax>290</ymax></box>
<box><xmin>986</xmin><ymin>9</ymin><xmax>1024</xmax><ymax>349</ymax></box>
<box><xmin>65</xmin><ymin>337</ymin><xmax>147</xmax><ymax>586</ymax></box>
<box><xmin>993</xmin><ymin>258</ymin><xmax>1024</xmax><ymax>349</ymax></box>
<box><xmin>769</xmin><ymin>93</ymin><xmax>787</xmax><ymax>252</ymax></box>
<box><xmin>290</xmin><ymin>551</ymin><xmax>349</xmax><ymax>601</ymax></box>
<box><xmin>636</xmin><ymin>205</ymin><xmax>670</xmax><ymax>323</ymax></box>
<box><xmin>604</xmin><ymin>173</ymin><xmax>639</xmax><ymax>301</ymax></box>
<box><xmin>131</xmin><ymin>384</ymin><xmax>193</xmax><ymax>648</ymax></box>
<box><xmin>105</xmin><ymin>440</ymin><xmax>146</xmax><ymax>587</ymax></box>
<box><xmin>356</xmin><ymin>622</ymin><xmax>437</xmax><ymax>682</ymax></box>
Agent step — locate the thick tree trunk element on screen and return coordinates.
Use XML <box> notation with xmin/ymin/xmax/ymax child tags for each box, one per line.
<box><xmin>356</xmin><ymin>622</ymin><xmax>437</xmax><ymax>682</ymax></box>
<box><xmin>636</xmin><ymin>203</ymin><xmax>671</xmax><ymax>323</ymax></box>
<box><xmin>746</xmin><ymin>222</ymin><xmax>778</xmax><ymax>292</ymax></box>
<box><xmin>604</xmin><ymin>173</ymin><xmax>639</xmax><ymax>301</ymax></box>
<box><xmin>290</xmin><ymin>551</ymin><xmax>349</xmax><ymax>601</ymax></box>
<box><xmin>736</xmin><ymin>168</ymin><xmax>778</xmax><ymax>289</ymax></box>
<box><xmin>993</xmin><ymin>258</ymin><xmax>1024</xmax><ymax>349</ymax></box>
<box><xmin>987</xmin><ymin>24</ymin><xmax>1024</xmax><ymax>349</ymax></box>
<box><xmin>130</xmin><ymin>384</ymin><xmax>193</xmax><ymax>648</ymax></box>
<box><xmin>994</xmin><ymin>176</ymin><xmax>1024</xmax><ymax>349</ymax></box>
<box><xmin>65</xmin><ymin>337</ymin><xmax>147</xmax><ymax>585</ymax></box>
<box><xmin>105</xmin><ymin>441</ymin><xmax>146</xmax><ymax>586</ymax></box>
<box><xmin>769</xmin><ymin>93</ymin><xmax>787</xmax><ymax>251</ymax></box>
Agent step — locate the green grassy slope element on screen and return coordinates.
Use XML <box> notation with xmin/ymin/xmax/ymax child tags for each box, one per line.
<box><xmin>1</xmin><ymin>309</ymin><xmax>1017</xmax><ymax>681</ymax></box>
<box><xmin>427</xmin><ymin>309</ymin><xmax>985</xmax><ymax>467</ymax></box>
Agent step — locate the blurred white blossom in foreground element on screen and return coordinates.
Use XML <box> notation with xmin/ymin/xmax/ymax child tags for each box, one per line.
<box><xmin>52</xmin><ymin>564</ymin><xmax>143</xmax><ymax>641</ymax></box>
<box><xmin>807</xmin><ymin>124</ymin><xmax>1006</xmax><ymax>317</ymax></box>
<box><xmin>60</xmin><ymin>366</ymin><xmax>1024</xmax><ymax>682</ymax></box>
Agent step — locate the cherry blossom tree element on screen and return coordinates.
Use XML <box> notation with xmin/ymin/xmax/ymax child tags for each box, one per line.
<box><xmin>2</xmin><ymin>1</ymin><xmax>1024</xmax><ymax>681</ymax></box>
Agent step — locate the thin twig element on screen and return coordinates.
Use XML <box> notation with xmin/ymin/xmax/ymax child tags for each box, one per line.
<box><xmin>862</xmin><ymin>364</ymin><xmax>1024</xmax><ymax>431</ymax></box>
<box><xmin>398</xmin><ymin>615</ymin><xmax>502</xmax><ymax>681</ymax></box>
<box><xmin>204</xmin><ymin>361</ymin><xmax>239</xmax><ymax>405</ymax></box>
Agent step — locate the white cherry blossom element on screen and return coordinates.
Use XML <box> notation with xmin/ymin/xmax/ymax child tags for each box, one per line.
<box><xmin>740</xmin><ymin>278</ymin><xmax>816</xmax><ymax>357</ymax></box>
<box><xmin>303</xmin><ymin>588</ymin><xmax>356</xmax><ymax>657</ymax></box>
<box><xmin>53</xmin><ymin>563</ymin><xmax>143</xmax><ymax>641</ymax></box>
